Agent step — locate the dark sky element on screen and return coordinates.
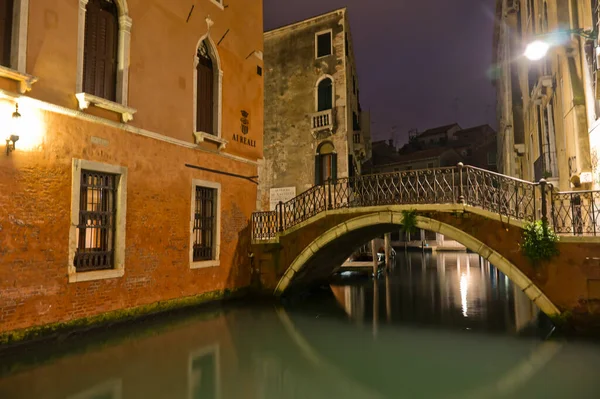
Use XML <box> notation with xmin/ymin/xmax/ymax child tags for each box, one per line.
<box><xmin>263</xmin><ymin>0</ymin><xmax>498</xmax><ymax>145</ymax></box>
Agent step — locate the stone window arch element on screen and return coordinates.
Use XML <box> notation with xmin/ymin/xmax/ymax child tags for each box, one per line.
<box><xmin>76</xmin><ymin>0</ymin><xmax>133</xmax><ymax>119</ymax></box>
<box><xmin>193</xmin><ymin>33</ymin><xmax>224</xmax><ymax>144</ymax></box>
<box><xmin>315</xmin><ymin>141</ymin><xmax>337</xmax><ymax>185</ymax></box>
<box><xmin>315</xmin><ymin>75</ymin><xmax>334</xmax><ymax>112</ymax></box>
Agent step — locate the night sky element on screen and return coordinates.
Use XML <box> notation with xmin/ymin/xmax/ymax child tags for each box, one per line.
<box><xmin>263</xmin><ymin>0</ymin><xmax>498</xmax><ymax>145</ymax></box>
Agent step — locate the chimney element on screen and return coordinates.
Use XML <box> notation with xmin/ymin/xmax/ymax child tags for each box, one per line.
<box><xmin>388</xmin><ymin>139</ymin><xmax>394</xmax><ymax>147</ymax></box>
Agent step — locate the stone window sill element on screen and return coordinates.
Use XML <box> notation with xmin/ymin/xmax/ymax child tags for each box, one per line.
<box><xmin>191</xmin><ymin>260</ymin><xmax>220</xmax><ymax>269</ymax></box>
<box><xmin>210</xmin><ymin>0</ymin><xmax>224</xmax><ymax>10</ymax></box>
<box><xmin>76</xmin><ymin>92</ymin><xmax>137</xmax><ymax>123</ymax></box>
<box><xmin>68</xmin><ymin>268</ymin><xmax>125</xmax><ymax>283</ymax></box>
<box><xmin>0</xmin><ymin>65</ymin><xmax>38</xmax><ymax>93</ymax></box>
<box><xmin>194</xmin><ymin>131</ymin><xmax>228</xmax><ymax>151</ymax></box>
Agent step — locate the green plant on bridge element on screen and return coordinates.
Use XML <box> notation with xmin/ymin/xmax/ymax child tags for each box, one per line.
<box><xmin>401</xmin><ymin>209</ymin><xmax>418</xmax><ymax>235</ymax></box>
<box><xmin>521</xmin><ymin>220</ymin><xmax>559</xmax><ymax>263</ymax></box>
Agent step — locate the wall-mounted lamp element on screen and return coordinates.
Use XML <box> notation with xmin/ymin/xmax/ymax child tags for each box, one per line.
<box><xmin>6</xmin><ymin>104</ymin><xmax>21</xmax><ymax>156</ymax></box>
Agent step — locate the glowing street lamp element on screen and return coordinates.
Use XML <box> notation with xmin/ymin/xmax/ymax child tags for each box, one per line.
<box><xmin>523</xmin><ymin>28</ymin><xmax>597</xmax><ymax>61</ymax></box>
<box><xmin>6</xmin><ymin>103</ymin><xmax>21</xmax><ymax>156</ymax></box>
<box><xmin>524</xmin><ymin>40</ymin><xmax>550</xmax><ymax>61</ymax></box>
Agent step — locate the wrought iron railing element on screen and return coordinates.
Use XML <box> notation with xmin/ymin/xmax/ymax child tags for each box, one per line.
<box><xmin>251</xmin><ymin>164</ymin><xmax>600</xmax><ymax>240</ymax></box>
<box><xmin>551</xmin><ymin>190</ymin><xmax>600</xmax><ymax>236</ymax></box>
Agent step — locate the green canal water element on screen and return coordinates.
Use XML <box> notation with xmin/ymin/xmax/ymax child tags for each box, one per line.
<box><xmin>1</xmin><ymin>252</ymin><xmax>600</xmax><ymax>398</ymax></box>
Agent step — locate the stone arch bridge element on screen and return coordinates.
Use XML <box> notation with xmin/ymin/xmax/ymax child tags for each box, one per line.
<box><xmin>251</xmin><ymin>165</ymin><xmax>600</xmax><ymax>332</ymax></box>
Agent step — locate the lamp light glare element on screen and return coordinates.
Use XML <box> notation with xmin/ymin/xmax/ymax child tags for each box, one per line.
<box><xmin>524</xmin><ymin>40</ymin><xmax>550</xmax><ymax>61</ymax></box>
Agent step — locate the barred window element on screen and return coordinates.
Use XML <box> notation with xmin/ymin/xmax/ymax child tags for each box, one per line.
<box><xmin>193</xmin><ymin>186</ymin><xmax>216</xmax><ymax>261</ymax></box>
<box><xmin>74</xmin><ymin>170</ymin><xmax>117</xmax><ymax>272</ymax></box>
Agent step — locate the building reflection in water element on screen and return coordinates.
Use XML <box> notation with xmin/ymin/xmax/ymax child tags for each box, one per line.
<box><xmin>331</xmin><ymin>251</ymin><xmax>540</xmax><ymax>334</ymax></box>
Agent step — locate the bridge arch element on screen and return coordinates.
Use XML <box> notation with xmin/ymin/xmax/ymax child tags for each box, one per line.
<box><xmin>274</xmin><ymin>211</ymin><xmax>561</xmax><ymax>317</ymax></box>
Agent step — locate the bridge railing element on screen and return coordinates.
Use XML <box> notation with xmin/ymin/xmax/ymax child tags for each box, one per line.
<box><xmin>551</xmin><ymin>189</ymin><xmax>600</xmax><ymax>236</ymax></box>
<box><xmin>251</xmin><ymin>164</ymin><xmax>600</xmax><ymax>240</ymax></box>
<box><xmin>463</xmin><ymin>166</ymin><xmax>539</xmax><ymax>222</ymax></box>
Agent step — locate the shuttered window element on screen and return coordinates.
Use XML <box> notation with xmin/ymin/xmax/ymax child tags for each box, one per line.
<box><xmin>83</xmin><ymin>0</ymin><xmax>118</xmax><ymax>101</ymax></box>
<box><xmin>315</xmin><ymin>142</ymin><xmax>337</xmax><ymax>185</ymax></box>
<box><xmin>0</xmin><ymin>0</ymin><xmax>13</xmax><ymax>67</ymax></box>
<box><xmin>196</xmin><ymin>41</ymin><xmax>215</xmax><ymax>134</ymax></box>
<box><xmin>317</xmin><ymin>78</ymin><xmax>333</xmax><ymax>111</ymax></box>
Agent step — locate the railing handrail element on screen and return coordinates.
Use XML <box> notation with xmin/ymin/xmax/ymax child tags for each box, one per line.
<box><xmin>463</xmin><ymin>164</ymin><xmax>539</xmax><ymax>186</ymax></box>
<box><xmin>252</xmin><ymin>164</ymin><xmax>600</xmax><ymax>239</ymax></box>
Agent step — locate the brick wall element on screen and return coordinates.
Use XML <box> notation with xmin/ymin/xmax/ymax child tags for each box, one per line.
<box><xmin>0</xmin><ymin>111</ymin><xmax>256</xmax><ymax>334</ymax></box>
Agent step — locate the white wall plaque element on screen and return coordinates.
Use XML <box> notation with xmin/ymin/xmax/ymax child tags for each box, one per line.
<box><xmin>270</xmin><ymin>187</ymin><xmax>296</xmax><ymax>211</ymax></box>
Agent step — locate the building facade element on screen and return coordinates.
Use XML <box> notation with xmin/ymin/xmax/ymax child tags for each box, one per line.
<box><xmin>258</xmin><ymin>8</ymin><xmax>369</xmax><ymax>211</ymax></box>
<box><xmin>0</xmin><ymin>0</ymin><xmax>264</xmax><ymax>339</ymax></box>
<box><xmin>494</xmin><ymin>0</ymin><xmax>599</xmax><ymax>190</ymax></box>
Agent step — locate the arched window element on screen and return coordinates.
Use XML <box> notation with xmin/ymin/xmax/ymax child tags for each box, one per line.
<box><xmin>196</xmin><ymin>40</ymin><xmax>215</xmax><ymax>135</ymax></box>
<box><xmin>315</xmin><ymin>141</ymin><xmax>337</xmax><ymax>185</ymax></box>
<box><xmin>0</xmin><ymin>0</ymin><xmax>13</xmax><ymax>67</ymax></box>
<box><xmin>83</xmin><ymin>0</ymin><xmax>119</xmax><ymax>101</ymax></box>
<box><xmin>317</xmin><ymin>78</ymin><xmax>333</xmax><ymax>111</ymax></box>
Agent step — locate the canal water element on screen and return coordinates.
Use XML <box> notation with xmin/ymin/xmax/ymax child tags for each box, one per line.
<box><xmin>1</xmin><ymin>252</ymin><xmax>600</xmax><ymax>398</ymax></box>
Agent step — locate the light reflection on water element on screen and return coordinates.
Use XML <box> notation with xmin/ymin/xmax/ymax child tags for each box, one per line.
<box><xmin>0</xmin><ymin>253</ymin><xmax>600</xmax><ymax>398</ymax></box>
<box><xmin>330</xmin><ymin>252</ymin><xmax>541</xmax><ymax>335</ymax></box>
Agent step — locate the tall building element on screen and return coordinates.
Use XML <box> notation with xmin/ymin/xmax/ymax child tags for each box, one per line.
<box><xmin>0</xmin><ymin>0</ymin><xmax>263</xmax><ymax>338</ymax></box>
<box><xmin>258</xmin><ymin>8</ymin><xmax>370</xmax><ymax>211</ymax></box>
<box><xmin>494</xmin><ymin>0</ymin><xmax>599</xmax><ymax>190</ymax></box>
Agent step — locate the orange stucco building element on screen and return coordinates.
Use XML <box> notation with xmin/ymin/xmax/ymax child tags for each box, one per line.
<box><xmin>0</xmin><ymin>0</ymin><xmax>264</xmax><ymax>341</ymax></box>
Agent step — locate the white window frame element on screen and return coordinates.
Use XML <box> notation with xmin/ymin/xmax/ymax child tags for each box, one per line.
<box><xmin>209</xmin><ymin>0</ymin><xmax>224</xmax><ymax>10</ymax></box>
<box><xmin>190</xmin><ymin>179</ymin><xmax>221</xmax><ymax>269</ymax></box>
<box><xmin>68</xmin><ymin>159</ymin><xmax>128</xmax><ymax>283</ymax></box>
<box><xmin>75</xmin><ymin>0</ymin><xmax>136</xmax><ymax>122</ymax></box>
<box><xmin>315</xmin><ymin>29</ymin><xmax>333</xmax><ymax>59</ymax></box>
<box><xmin>0</xmin><ymin>0</ymin><xmax>37</xmax><ymax>93</ymax></box>
<box><xmin>193</xmin><ymin>33</ymin><xmax>226</xmax><ymax>150</ymax></box>
<box><xmin>188</xmin><ymin>345</ymin><xmax>221</xmax><ymax>399</ymax></box>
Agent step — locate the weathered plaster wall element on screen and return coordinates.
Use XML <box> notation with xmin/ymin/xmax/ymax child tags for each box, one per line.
<box><xmin>260</xmin><ymin>9</ymin><xmax>349</xmax><ymax>210</ymax></box>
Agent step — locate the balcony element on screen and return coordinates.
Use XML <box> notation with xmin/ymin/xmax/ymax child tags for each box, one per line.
<box><xmin>311</xmin><ymin>109</ymin><xmax>334</xmax><ymax>136</ymax></box>
<box><xmin>534</xmin><ymin>150</ymin><xmax>558</xmax><ymax>181</ymax></box>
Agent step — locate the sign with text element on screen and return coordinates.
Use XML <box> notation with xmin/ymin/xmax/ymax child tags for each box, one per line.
<box><xmin>270</xmin><ymin>187</ymin><xmax>296</xmax><ymax>211</ymax></box>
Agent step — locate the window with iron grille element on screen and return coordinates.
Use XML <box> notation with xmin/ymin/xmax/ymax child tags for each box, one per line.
<box><xmin>74</xmin><ymin>170</ymin><xmax>117</xmax><ymax>272</ymax></box>
<box><xmin>193</xmin><ymin>186</ymin><xmax>216</xmax><ymax>261</ymax></box>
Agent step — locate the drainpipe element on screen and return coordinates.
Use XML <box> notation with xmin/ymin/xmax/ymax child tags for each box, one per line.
<box><xmin>566</xmin><ymin>44</ymin><xmax>593</xmax><ymax>187</ymax></box>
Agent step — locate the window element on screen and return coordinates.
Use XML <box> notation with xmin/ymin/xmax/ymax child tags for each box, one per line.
<box><xmin>69</xmin><ymin>159</ymin><xmax>127</xmax><ymax>283</ymax></box>
<box><xmin>190</xmin><ymin>180</ymin><xmax>221</xmax><ymax>268</ymax></box>
<box><xmin>488</xmin><ymin>152</ymin><xmax>497</xmax><ymax>166</ymax></box>
<box><xmin>427</xmin><ymin>162</ymin><xmax>434</xmax><ymax>168</ymax></box>
<box><xmin>0</xmin><ymin>0</ymin><xmax>13</xmax><ymax>67</ymax></box>
<box><xmin>315</xmin><ymin>142</ymin><xmax>337</xmax><ymax>185</ymax></box>
<box><xmin>317</xmin><ymin>78</ymin><xmax>333</xmax><ymax>111</ymax></box>
<box><xmin>83</xmin><ymin>0</ymin><xmax>119</xmax><ymax>101</ymax></box>
<box><xmin>0</xmin><ymin>0</ymin><xmax>30</xmax><ymax>77</ymax></box>
<box><xmin>193</xmin><ymin>187</ymin><xmax>216</xmax><ymax>261</ymax></box>
<box><xmin>74</xmin><ymin>170</ymin><xmax>117</xmax><ymax>272</ymax></box>
<box><xmin>353</xmin><ymin>112</ymin><xmax>360</xmax><ymax>131</ymax></box>
<box><xmin>76</xmin><ymin>0</ymin><xmax>134</xmax><ymax>119</ymax></box>
<box><xmin>196</xmin><ymin>41</ymin><xmax>215</xmax><ymax>134</ymax></box>
<box><xmin>353</xmin><ymin>132</ymin><xmax>361</xmax><ymax>144</ymax></box>
<box><xmin>316</xmin><ymin>31</ymin><xmax>332</xmax><ymax>58</ymax></box>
